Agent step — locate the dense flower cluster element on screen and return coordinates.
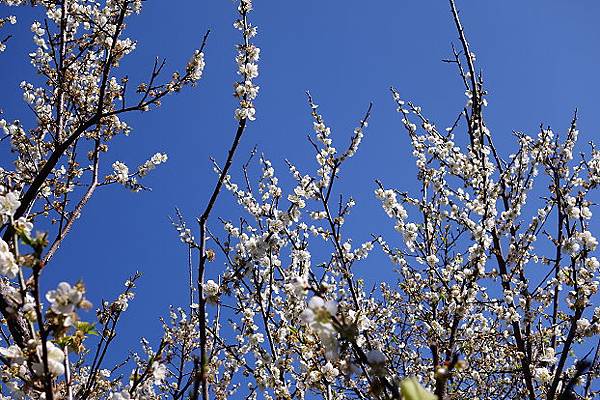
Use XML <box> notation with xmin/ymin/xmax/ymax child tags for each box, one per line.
<box><xmin>110</xmin><ymin>153</ymin><xmax>168</xmax><ymax>191</ymax></box>
<box><xmin>233</xmin><ymin>0</ymin><xmax>260</xmax><ymax>121</ymax></box>
<box><xmin>0</xmin><ymin>0</ymin><xmax>209</xmax><ymax>397</ymax></box>
<box><xmin>0</xmin><ymin>0</ymin><xmax>598</xmax><ymax>399</ymax></box>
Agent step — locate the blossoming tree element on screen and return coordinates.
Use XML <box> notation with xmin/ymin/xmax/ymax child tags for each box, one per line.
<box><xmin>0</xmin><ymin>0</ymin><xmax>598</xmax><ymax>399</ymax></box>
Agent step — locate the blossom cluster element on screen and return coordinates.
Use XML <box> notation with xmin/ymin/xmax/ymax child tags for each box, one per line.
<box><xmin>0</xmin><ymin>0</ymin><xmax>598</xmax><ymax>399</ymax></box>
<box><xmin>0</xmin><ymin>14</ymin><xmax>16</xmax><ymax>52</ymax></box>
<box><xmin>233</xmin><ymin>0</ymin><xmax>260</xmax><ymax>121</ymax></box>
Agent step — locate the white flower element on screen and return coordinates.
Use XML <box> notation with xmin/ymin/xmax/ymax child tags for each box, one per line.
<box><xmin>322</xmin><ymin>361</ymin><xmax>339</xmax><ymax>382</ymax></box>
<box><xmin>586</xmin><ymin>256</ymin><xmax>600</xmax><ymax>270</ymax></box>
<box><xmin>152</xmin><ymin>361</ymin><xmax>167</xmax><ymax>384</ymax></box>
<box><xmin>0</xmin><ymin>238</ymin><xmax>18</xmax><ymax>278</ymax></box>
<box><xmin>375</xmin><ymin>188</ymin><xmax>408</xmax><ymax>219</ymax></box>
<box><xmin>580</xmin><ymin>231</ymin><xmax>598</xmax><ymax>250</ymax></box>
<box><xmin>203</xmin><ymin>280</ymin><xmax>219</xmax><ymax>301</ymax></box>
<box><xmin>115</xmin><ymin>293</ymin><xmax>131</xmax><ymax>311</ymax></box>
<box><xmin>286</xmin><ymin>275</ymin><xmax>308</xmax><ymax>297</ymax></box>
<box><xmin>581</xmin><ymin>206</ymin><xmax>592</xmax><ymax>219</ymax></box>
<box><xmin>235</xmin><ymin>106</ymin><xmax>256</xmax><ymax>121</ymax></box>
<box><xmin>577</xmin><ymin>318</ymin><xmax>591</xmax><ymax>335</ymax></box>
<box><xmin>33</xmin><ymin>341</ymin><xmax>65</xmax><ymax>377</ymax></box>
<box><xmin>150</xmin><ymin>152</ymin><xmax>168</xmax><ymax>165</ymax></box>
<box><xmin>534</xmin><ymin>367</ymin><xmax>551</xmax><ymax>383</ymax></box>
<box><xmin>0</xmin><ymin>345</ymin><xmax>25</xmax><ymax>365</ymax></box>
<box><xmin>539</xmin><ymin>348</ymin><xmax>557</xmax><ymax>364</ymax></box>
<box><xmin>0</xmin><ymin>191</ymin><xmax>20</xmax><ymax>219</ymax></box>
<box><xmin>46</xmin><ymin>282</ymin><xmax>83</xmax><ymax>315</ymax></box>
<box><xmin>403</xmin><ymin>222</ymin><xmax>419</xmax><ymax>251</ymax></box>
<box><xmin>300</xmin><ymin>296</ymin><xmax>338</xmax><ymax>325</ymax></box>
<box><xmin>249</xmin><ymin>332</ymin><xmax>264</xmax><ymax>345</ymax></box>
<box><xmin>186</xmin><ymin>50</ymin><xmax>205</xmax><ymax>82</ymax></box>
<box><xmin>239</xmin><ymin>0</ymin><xmax>254</xmax><ymax>12</ymax></box>
<box><xmin>239</xmin><ymin>62</ymin><xmax>258</xmax><ymax>79</ymax></box>
<box><xmin>563</xmin><ymin>237</ymin><xmax>581</xmax><ymax>256</ymax></box>
<box><xmin>112</xmin><ymin>161</ymin><xmax>129</xmax><ymax>183</ymax></box>
<box><xmin>425</xmin><ymin>254</ymin><xmax>439</xmax><ymax>267</ymax></box>
<box><xmin>138</xmin><ymin>153</ymin><xmax>168</xmax><ymax>177</ymax></box>
<box><xmin>13</xmin><ymin>217</ymin><xmax>32</xmax><ymax>235</ymax></box>
<box><xmin>300</xmin><ymin>296</ymin><xmax>339</xmax><ymax>359</ymax></box>
<box><xmin>566</xmin><ymin>197</ymin><xmax>580</xmax><ymax>219</ymax></box>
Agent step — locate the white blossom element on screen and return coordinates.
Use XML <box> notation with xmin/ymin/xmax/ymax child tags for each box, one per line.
<box><xmin>0</xmin><ymin>238</ymin><xmax>18</xmax><ymax>278</ymax></box>
<box><xmin>32</xmin><ymin>341</ymin><xmax>65</xmax><ymax>377</ymax></box>
<box><xmin>46</xmin><ymin>282</ymin><xmax>83</xmax><ymax>315</ymax></box>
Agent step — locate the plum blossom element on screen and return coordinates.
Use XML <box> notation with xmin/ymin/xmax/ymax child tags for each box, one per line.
<box><xmin>0</xmin><ymin>238</ymin><xmax>18</xmax><ymax>278</ymax></box>
<box><xmin>233</xmin><ymin>0</ymin><xmax>260</xmax><ymax>121</ymax></box>
<box><xmin>577</xmin><ymin>318</ymin><xmax>591</xmax><ymax>335</ymax></box>
<box><xmin>45</xmin><ymin>282</ymin><xmax>83</xmax><ymax>315</ymax></box>
<box><xmin>138</xmin><ymin>153</ymin><xmax>168</xmax><ymax>177</ymax></box>
<box><xmin>13</xmin><ymin>217</ymin><xmax>32</xmax><ymax>235</ymax></box>
<box><xmin>203</xmin><ymin>279</ymin><xmax>219</xmax><ymax>303</ymax></box>
<box><xmin>564</xmin><ymin>237</ymin><xmax>581</xmax><ymax>257</ymax></box>
<box><xmin>539</xmin><ymin>348</ymin><xmax>557</xmax><ymax>364</ymax></box>
<box><xmin>286</xmin><ymin>275</ymin><xmax>308</xmax><ymax>297</ymax></box>
<box><xmin>0</xmin><ymin>345</ymin><xmax>25</xmax><ymax>366</ymax></box>
<box><xmin>152</xmin><ymin>362</ymin><xmax>167</xmax><ymax>384</ymax></box>
<box><xmin>580</xmin><ymin>230</ymin><xmax>598</xmax><ymax>250</ymax></box>
<box><xmin>112</xmin><ymin>161</ymin><xmax>129</xmax><ymax>184</ymax></box>
<box><xmin>186</xmin><ymin>50</ymin><xmax>205</xmax><ymax>82</ymax></box>
<box><xmin>322</xmin><ymin>361</ymin><xmax>339</xmax><ymax>382</ymax></box>
<box><xmin>300</xmin><ymin>296</ymin><xmax>339</xmax><ymax>359</ymax></box>
<box><xmin>425</xmin><ymin>254</ymin><xmax>439</xmax><ymax>267</ymax></box>
<box><xmin>300</xmin><ymin>296</ymin><xmax>338</xmax><ymax>326</ymax></box>
<box><xmin>0</xmin><ymin>191</ymin><xmax>20</xmax><ymax>221</ymax></box>
<box><xmin>534</xmin><ymin>367</ymin><xmax>552</xmax><ymax>383</ymax></box>
<box><xmin>0</xmin><ymin>0</ymin><xmax>598</xmax><ymax>399</ymax></box>
<box><xmin>32</xmin><ymin>341</ymin><xmax>65</xmax><ymax>377</ymax></box>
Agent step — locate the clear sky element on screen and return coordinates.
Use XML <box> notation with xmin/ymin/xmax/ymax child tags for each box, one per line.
<box><xmin>1</xmin><ymin>0</ymin><xmax>600</xmax><ymax>363</ymax></box>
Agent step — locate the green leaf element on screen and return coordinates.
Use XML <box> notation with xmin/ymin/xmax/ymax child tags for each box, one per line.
<box><xmin>400</xmin><ymin>378</ymin><xmax>437</xmax><ymax>400</ymax></box>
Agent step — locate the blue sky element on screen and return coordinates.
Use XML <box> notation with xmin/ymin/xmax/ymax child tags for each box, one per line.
<box><xmin>2</xmin><ymin>0</ymin><xmax>600</xmax><ymax>363</ymax></box>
